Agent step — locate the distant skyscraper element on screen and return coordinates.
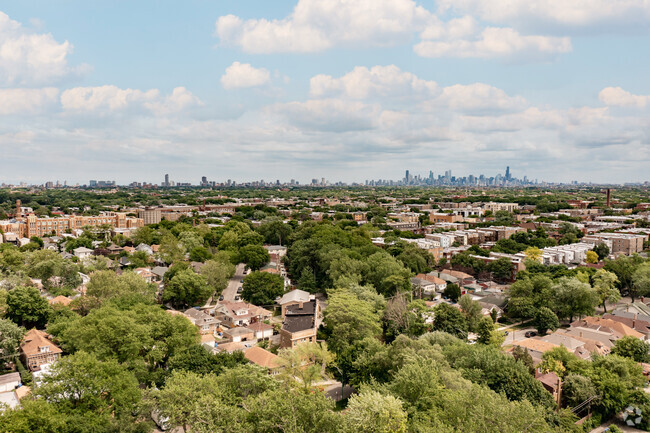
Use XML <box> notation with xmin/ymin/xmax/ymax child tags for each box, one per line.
<box><xmin>405</xmin><ymin>170</ymin><xmax>410</xmax><ymax>183</ymax></box>
<box><xmin>505</xmin><ymin>166</ymin><xmax>511</xmax><ymax>180</ymax></box>
<box><xmin>164</xmin><ymin>174</ymin><xmax>169</xmax><ymax>187</ymax></box>
<box><xmin>201</xmin><ymin>176</ymin><xmax>207</xmax><ymax>185</ymax></box>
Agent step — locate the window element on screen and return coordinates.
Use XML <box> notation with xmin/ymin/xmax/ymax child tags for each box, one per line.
<box><xmin>39</xmin><ymin>346</ymin><xmax>50</xmax><ymax>353</ymax></box>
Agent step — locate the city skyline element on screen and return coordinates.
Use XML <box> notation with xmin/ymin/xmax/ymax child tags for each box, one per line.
<box><xmin>3</xmin><ymin>166</ymin><xmax>648</xmax><ymax>189</ymax></box>
<box><xmin>0</xmin><ymin>2</ymin><xmax>649</xmax><ymax>184</ymax></box>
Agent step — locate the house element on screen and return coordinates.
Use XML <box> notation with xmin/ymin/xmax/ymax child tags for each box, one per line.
<box><xmin>73</xmin><ymin>246</ymin><xmax>94</xmax><ymax>260</ymax></box>
<box><xmin>0</xmin><ymin>373</ymin><xmax>20</xmax><ymax>393</ymax></box>
<box><xmin>418</xmin><ymin>273</ymin><xmax>447</xmax><ymax>292</ymax></box>
<box><xmin>214</xmin><ymin>301</ymin><xmax>273</xmax><ymax>327</ymax></box>
<box><xmin>568</xmin><ymin>316</ymin><xmax>645</xmax><ymax>348</ymax></box>
<box><xmin>0</xmin><ymin>373</ymin><xmax>24</xmax><ymax>410</ymax></box>
<box><xmin>264</xmin><ymin>245</ymin><xmax>287</xmax><ymax>257</ymax></box>
<box><xmin>280</xmin><ymin>299</ymin><xmax>319</xmax><ymax>349</ymax></box>
<box><xmin>183</xmin><ymin>308</ymin><xmax>220</xmax><ymax>335</ymax></box>
<box><xmin>248</xmin><ymin>322</ymin><xmax>274</xmax><ymax>340</ymax></box>
<box><xmin>244</xmin><ymin>346</ymin><xmax>282</xmax><ymax>374</ymax></box>
<box><xmin>223</xmin><ymin>327</ymin><xmax>255</xmax><ymax>343</ymax></box>
<box><xmin>106</xmin><ymin>244</ymin><xmax>124</xmax><ymax>254</ymax></box>
<box><xmin>536</xmin><ymin>372</ymin><xmax>562</xmax><ymax>408</ymax></box>
<box><xmin>134</xmin><ymin>267</ymin><xmax>156</xmax><ymax>283</ymax></box>
<box><xmin>512</xmin><ymin>338</ymin><xmax>559</xmax><ymax>363</ymax></box>
<box><xmin>277</xmin><ymin>289</ymin><xmax>312</xmax><ymax>316</ymax></box>
<box><xmin>411</xmin><ymin>277</ymin><xmax>436</xmax><ymax>295</ymax></box>
<box><xmin>151</xmin><ymin>266</ymin><xmax>169</xmax><ymax>282</ymax></box>
<box><xmin>122</xmin><ymin>246</ymin><xmax>136</xmax><ymax>254</ymax></box>
<box><xmin>20</xmin><ymin>329</ymin><xmax>62</xmax><ymax>372</ymax></box>
<box><xmin>603</xmin><ymin>313</ymin><xmax>650</xmax><ymax>337</ymax></box>
<box><xmin>135</xmin><ymin>243</ymin><xmax>154</xmax><ymax>255</ymax></box>
<box><xmin>438</xmin><ymin>270</ymin><xmax>476</xmax><ymax>286</ymax></box>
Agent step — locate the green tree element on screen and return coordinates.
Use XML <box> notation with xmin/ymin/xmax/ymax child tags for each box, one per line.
<box><xmin>199</xmin><ymin>259</ymin><xmax>235</xmax><ymax>295</ymax></box>
<box><xmin>85</xmin><ymin>270</ymin><xmax>156</xmax><ymax>305</ymax></box>
<box><xmin>0</xmin><ymin>318</ymin><xmax>25</xmax><ymax>368</ymax></box>
<box><xmin>6</xmin><ymin>286</ymin><xmax>51</xmax><ymax>328</ymax></box>
<box><xmin>459</xmin><ymin>294</ymin><xmax>482</xmax><ymax>331</ymax></box>
<box><xmin>0</xmin><ymin>399</ymin><xmax>67</xmax><ymax>433</ymax></box>
<box><xmin>632</xmin><ymin>263</ymin><xmax>650</xmax><ymax>303</ymax></box>
<box><xmin>562</xmin><ymin>374</ymin><xmax>598</xmax><ymax>408</ymax></box>
<box><xmin>553</xmin><ymin>277</ymin><xmax>599</xmax><ymax>322</ymax></box>
<box><xmin>242</xmin><ymin>271</ymin><xmax>284</xmax><ymax>306</ymax></box>
<box><xmin>148</xmin><ymin>370</ymin><xmax>222</xmax><ymax>433</ymax></box>
<box><xmin>168</xmin><ymin>344</ymin><xmax>246</xmax><ymax>375</ymax></box>
<box><xmin>534</xmin><ymin>307</ymin><xmax>559</xmax><ymax>335</ymax></box>
<box><xmin>432</xmin><ymin>303</ymin><xmax>468</xmax><ymax>339</ymax></box>
<box><xmin>604</xmin><ymin>255</ymin><xmax>645</xmax><ymax>300</ymax></box>
<box><xmin>592</xmin><ymin>243</ymin><xmax>610</xmax><ymax>261</ymax></box>
<box><xmin>159</xmin><ymin>234</ymin><xmax>186</xmax><ymax>264</ymax></box>
<box><xmin>443</xmin><ymin>282</ymin><xmax>461</xmax><ymax>302</ymax></box>
<box><xmin>35</xmin><ymin>351</ymin><xmax>141</xmax><ymax>417</ymax></box>
<box><xmin>322</xmin><ymin>288</ymin><xmax>382</xmax><ymax>354</ymax></box>
<box><xmin>239</xmin><ymin>244</ymin><xmax>270</xmax><ymax>271</ymax></box>
<box><xmin>592</xmin><ymin>269</ymin><xmax>620</xmax><ymax>313</ymax></box>
<box><xmin>345</xmin><ymin>390</ymin><xmax>407</xmax><ymax>433</ymax></box>
<box><xmin>487</xmin><ymin>257</ymin><xmax>514</xmax><ymax>282</ymax></box>
<box><xmin>277</xmin><ymin>342</ymin><xmax>334</xmax><ymax>390</ymax></box>
<box><xmin>257</xmin><ymin>219</ymin><xmax>292</xmax><ymax>246</ymax></box>
<box><xmin>363</xmin><ymin>252</ymin><xmax>412</xmax><ymax>296</ymax></box>
<box><xmin>477</xmin><ymin>316</ymin><xmax>495</xmax><ymax>345</ymax></box>
<box><xmin>611</xmin><ymin>335</ymin><xmax>650</xmax><ymax>362</ymax></box>
<box><xmin>164</xmin><ymin>269</ymin><xmax>211</xmax><ymax>308</ymax></box>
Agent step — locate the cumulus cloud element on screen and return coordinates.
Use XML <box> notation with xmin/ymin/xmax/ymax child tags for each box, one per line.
<box><xmin>60</xmin><ymin>85</ymin><xmax>201</xmax><ymax>114</ymax></box>
<box><xmin>0</xmin><ymin>87</ymin><xmax>59</xmax><ymax>114</ymax></box>
<box><xmin>436</xmin><ymin>0</ymin><xmax>650</xmax><ymax>31</ymax></box>
<box><xmin>415</xmin><ymin>16</ymin><xmax>571</xmax><ymax>60</ymax></box>
<box><xmin>599</xmin><ymin>87</ymin><xmax>650</xmax><ymax>108</ymax></box>
<box><xmin>434</xmin><ymin>83</ymin><xmax>528</xmax><ymax>113</ymax></box>
<box><xmin>270</xmin><ymin>99</ymin><xmax>380</xmax><ymax>132</ymax></box>
<box><xmin>221</xmin><ymin>62</ymin><xmax>271</xmax><ymax>89</ymax></box>
<box><xmin>310</xmin><ymin>65</ymin><xmax>438</xmax><ymax>99</ymax></box>
<box><xmin>0</xmin><ymin>11</ymin><xmax>87</xmax><ymax>85</ymax></box>
<box><xmin>215</xmin><ymin>0</ymin><xmax>431</xmax><ymax>53</ymax></box>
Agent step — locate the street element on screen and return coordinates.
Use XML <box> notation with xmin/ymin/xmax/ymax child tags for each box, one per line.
<box><xmin>222</xmin><ymin>263</ymin><xmax>246</xmax><ymax>302</ymax></box>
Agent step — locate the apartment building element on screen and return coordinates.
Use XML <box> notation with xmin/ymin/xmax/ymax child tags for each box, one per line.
<box><xmin>483</xmin><ymin>202</ymin><xmax>519</xmax><ymax>213</ymax></box>
<box><xmin>138</xmin><ymin>208</ymin><xmax>162</xmax><ymax>225</ymax></box>
<box><xmin>582</xmin><ymin>233</ymin><xmax>645</xmax><ymax>255</ymax></box>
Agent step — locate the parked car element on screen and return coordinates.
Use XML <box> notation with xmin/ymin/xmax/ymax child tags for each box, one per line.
<box><xmin>524</xmin><ymin>331</ymin><xmax>538</xmax><ymax>338</ymax></box>
<box><xmin>502</xmin><ymin>331</ymin><xmax>509</xmax><ymax>336</ymax></box>
<box><xmin>237</xmin><ymin>288</ymin><xmax>243</xmax><ymax>294</ymax></box>
<box><xmin>218</xmin><ymin>295</ymin><xmax>224</xmax><ymax>301</ymax></box>
<box><xmin>234</xmin><ymin>295</ymin><xmax>241</xmax><ymax>301</ymax></box>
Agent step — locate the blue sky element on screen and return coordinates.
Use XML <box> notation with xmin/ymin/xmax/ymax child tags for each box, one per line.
<box><xmin>0</xmin><ymin>0</ymin><xmax>649</xmax><ymax>185</ymax></box>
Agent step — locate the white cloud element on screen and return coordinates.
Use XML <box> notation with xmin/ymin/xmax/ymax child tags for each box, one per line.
<box><xmin>60</xmin><ymin>85</ymin><xmax>159</xmax><ymax>112</ymax></box>
<box><xmin>215</xmin><ymin>0</ymin><xmax>431</xmax><ymax>53</ymax></box>
<box><xmin>599</xmin><ymin>87</ymin><xmax>650</xmax><ymax>108</ymax></box>
<box><xmin>60</xmin><ymin>85</ymin><xmax>202</xmax><ymax>114</ymax></box>
<box><xmin>436</xmin><ymin>0</ymin><xmax>650</xmax><ymax>30</ymax></box>
<box><xmin>145</xmin><ymin>87</ymin><xmax>203</xmax><ymax>114</ymax></box>
<box><xmin>415</xmin><ymin>17</ymin><xmax>571</xmax><ymax>60</ymax></box>
<box><xmin>0</xmin><ymin>12</ymin><xmax>86</xmax><ymax>85</ymax></box>
<box><xmin>0</xmin><ymin>87</ymin><xmax>59</xmax><ymax>114</ymax></box>
<box><xmin>270</xmin><ymin>99</ymin><xmax>380</xmax><ymax>132</ymax></box>
<box><xmin>221</xmin><ymin>62</ymin><xmax>271</xmax><ymax>89</ymax></box>
<box><xmin>310</xmin><ymin>65</ymin><xmax>438</xmax><ymax>99</ymax></box>
<box><xmin>435</xmin><ymin>83</ymin><xmax>528</xmax><ymax>113</ymax></box>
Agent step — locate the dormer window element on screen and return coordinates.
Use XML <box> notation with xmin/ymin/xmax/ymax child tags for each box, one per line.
<box><xmin>39</xmin><ymin>346</ymin><xmax>50</xmax><ymax>353</ymax></box>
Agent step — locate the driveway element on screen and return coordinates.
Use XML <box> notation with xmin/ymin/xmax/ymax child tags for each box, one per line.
<box><xmin>501</xmin><ymin>326</ymin><xmax>538</xmax><ymax>347</ymax></box>
<box><xmin>222</xmin><ymin>263</ymin><xmax>246</xmax><ymax>302</ymax></box>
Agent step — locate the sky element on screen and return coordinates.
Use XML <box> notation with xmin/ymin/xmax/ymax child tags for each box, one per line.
<box><xmin>0</xmin><ymin>0</ymin><xmax>649</xmax><ymax>185</ymax></box>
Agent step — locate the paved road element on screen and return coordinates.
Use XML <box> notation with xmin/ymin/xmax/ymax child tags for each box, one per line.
<box><xmin>222</xmin><ymin>263</ymin><xmax>246</xmax><ymax>302</ymax></box>
<box><xmin>501</xmin><ymin>326</ymin><xmax>537</xmax><ymax>347</ymax></box>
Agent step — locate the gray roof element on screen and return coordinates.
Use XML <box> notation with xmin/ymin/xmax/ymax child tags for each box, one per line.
<box><xmin>225</xmin><ymin>327</ymin><xmax>254</xmax><ymax>336</ymax></box>
<box><xmin>278</xmin><ymin>289</ymin><xmax>310</xmax><ymax>305</ymax></box>
<box><xmin>282</xmin><ymin>315</ymin><xmax>315</xmax><ymax>333</ymax></box>
<box><xmin>0</xmin><ymin>372</ymin><xmax>20</xmax><ymax>387</ymax></box>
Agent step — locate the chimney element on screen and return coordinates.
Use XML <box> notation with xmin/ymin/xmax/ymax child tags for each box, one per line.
<box><xmin>606</xmin><ymin>188</ymin><xmax>611</xmax><ymax>208</ymax></box>
<box><xmin>580</xmin><ymin>331</ymin><xmax>583</xmax><ymax>338</ymax></box>
<box><xmin>298</xmin><ymin>301</ymin><xmax>304</xmax><ymax>309</ymax></box>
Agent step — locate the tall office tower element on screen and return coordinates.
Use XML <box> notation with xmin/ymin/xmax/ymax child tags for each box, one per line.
<box><xmin>164</xmin><ymin>174</ymin><xmax>169</xmax><ymax>187</ymax></box>
<box><xmin>201</xmin><ymin>176</ymin><xmax>207</xmax><ymax>185</ymax></box>
<box><xmin>505</xmin><ymin>166</ymin><xmax>511</xmax><ymax>180</ymax></box>
<box><xmin>405</xmin><ymin>170</ymin><xmax>410</xmax><ymax>183</ymax></box>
